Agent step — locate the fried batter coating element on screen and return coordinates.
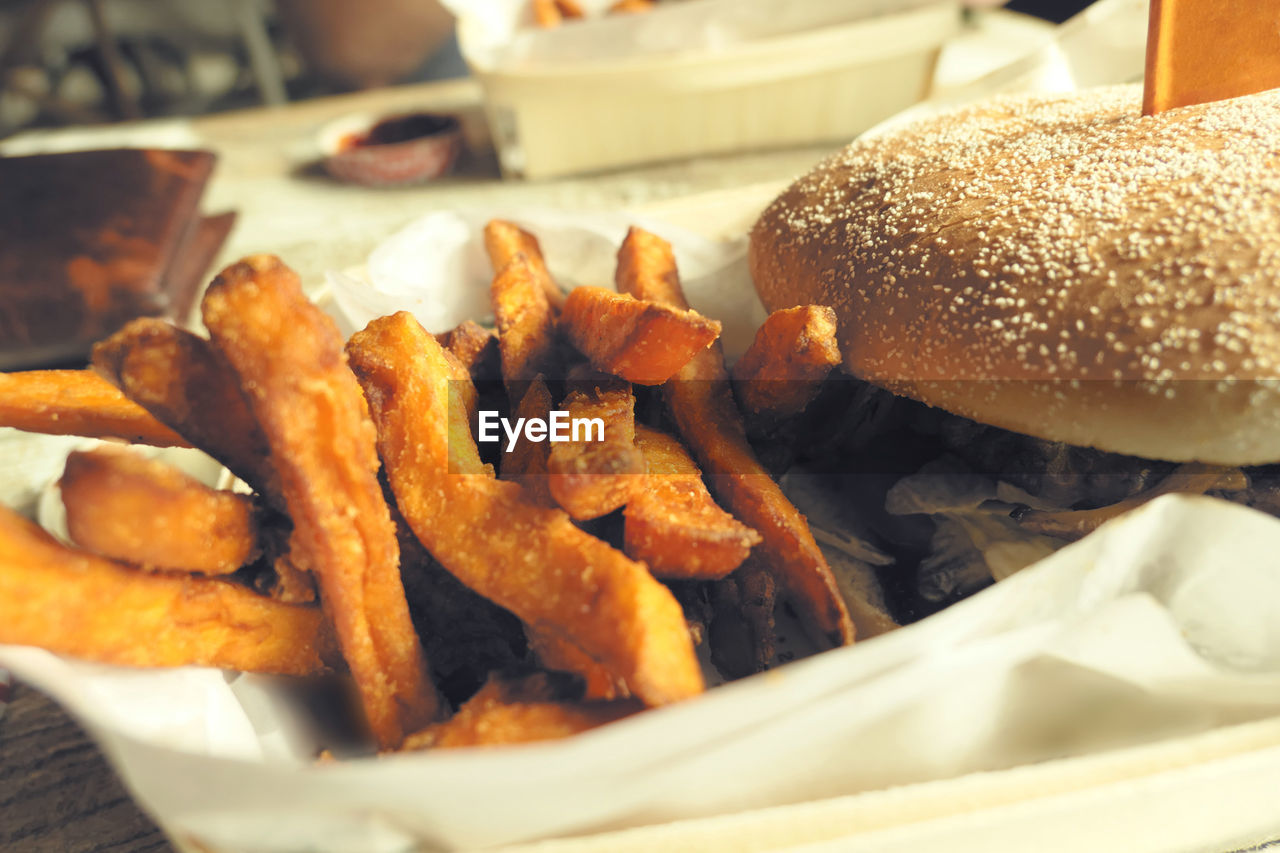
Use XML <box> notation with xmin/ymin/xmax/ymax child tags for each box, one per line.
<box><xmin>0</xmin><ymin>370</ymin><xmax>188</xmax><ymax>446</ymax></box>
<box><xmin>559</xmin><ymin>286</ymin><xmax>721</xmax><ymax>385</ymax></box>
<box><xmin>500</xmin><ymin>376</ymin><xmax>554</xmax><ymax>504</ymax></box>
<box><xmin>92</xmin><ymin>318</ymin><xmax>279</xmax><ymax>501</ymax></box>
<box><xmin>61</xmin><ymin>446</ymin><xmax>259</xmax><ymax>574</ymax></box>
<box><xmin>616</xmin><ymin>226</ymin><xmax>854</xmax><ymax>647</ymax></box>
<box><xmin>403</xmin><ymin>674</ymin><xmax>637</xmax><ymax>749</ymax></box>
<box><xmin>0</xmin><ymin>506</ymin><xmax>334</xmax><ymax>675</ymax></box>
<box><xmin>624</xmin><ymin>425</ymin><xmax>760</xmax><ymax>579</ymax></box>
<box><xmin>491</xmin><ymin>255</ymin><xmax>561</xmax><ymax>402</ymax></box>
<box><xmin>483</xmin><ymin>219</ymin><xmax>565</xmax><ymax>309</ymax></box>
<box><xmin>731</xmin><ymin>305</ymin><xmax>841</xmax><ymax>436</ymax></box>
<box><xmin>437</xmin><ymin>320</ymin><xmax>501</xmax><ymax>384</ymax></box>
<box><xmin>202</xmin><ymin>255</ymin><xmax>437</xmax><ymax>749</ymax></box>
<box><xmin>546</xmin><ymin>375</ymin><xmax>644</xmax><ymax>520</ymax></box>
<box><xmin>347</xmin><ymin>311</ymin><xmax>704</xmax><ymax>706</ymax></box>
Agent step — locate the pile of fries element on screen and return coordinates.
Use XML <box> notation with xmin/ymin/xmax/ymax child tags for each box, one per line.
<box><xmin>0</xmin><ymin>222</ymin><xmax>863</xmax><ymax>752</ymax></box>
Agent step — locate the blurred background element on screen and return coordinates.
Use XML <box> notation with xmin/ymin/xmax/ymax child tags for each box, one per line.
<box><xmin>0</xmin><ymin>0</ymin><xmax>1092</xmax><ymax>138</ymax></box>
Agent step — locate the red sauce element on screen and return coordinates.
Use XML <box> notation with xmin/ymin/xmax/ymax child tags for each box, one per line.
<box><xmin>340</xmin><ymin>114</ymin><xmax>459</xmax><ymax>151</ymax></box>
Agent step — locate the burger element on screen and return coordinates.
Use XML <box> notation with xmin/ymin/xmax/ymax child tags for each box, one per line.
<box><xmin>747</xmin><ymin>84</ymin><xmax>1280</xmax><ymax>622</ymax></box>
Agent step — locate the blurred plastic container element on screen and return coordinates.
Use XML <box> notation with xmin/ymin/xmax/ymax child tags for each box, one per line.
<box><xmin>459</xmin><ymin>2</ymin><xmax>961</xmax><ymax>179</ymax></box>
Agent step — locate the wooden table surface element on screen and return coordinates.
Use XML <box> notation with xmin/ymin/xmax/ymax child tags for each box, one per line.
<box><xmin>0</xmin><ymin>684</ymin><xmax>171</xmax><ymax>852</ymax></box>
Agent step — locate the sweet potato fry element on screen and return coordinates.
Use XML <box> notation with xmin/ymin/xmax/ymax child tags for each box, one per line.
<box><xmin>60</xmin><ymin>446</ymin><xmax>260</xmax><ymax>575</ymax></box>
<box><xmin>609</xmin><ymin>0</ymin><xmax>655</xmax><ymax>13</ymax></box>
<box><xmin>403</xmin><ymin>674</ymin><xmax>637</xmax><ymax>750</ymax></box>
<box><xmin>484</xmin><ymin>220</ymin><xmax>565</xmax><ymax>310</ymax></box>
<box><xmin>491</xmin><ymin>255</ymin><xmax>561</xmax><ymax>402</ymax></box>
<box><xmin>532</xmin><ymin>0</ymin><xmax>562</xmax><ymax>29</ymax></box>
<box><xmin>527</xmin><ymin>629</ymin><xmax>628</xmax><ymax>701</ymax></box>
<box><xmin>616</xmin><ymin>227</ymin><xmax>854</xmax><ymax>646</ymax></box>
<box><xmin>0</xmin><ymin>506</ymin><xmax>334</xmax><ymax>675</ymax></box>
<box><xmin>501</xmin><ymin>376</ymin><xmax>554</xmax><ymax>503</ymax></box>
<box><xmin>553</xmin><ymin>0</ymin><xmax>585</xmax><ymax>18</ymax></box>
<box><xmin>92</xmin><ymin>318</ymin><xmax>279</xmax><ymax>500</ymax></box>
<box><xmin>0</xmin><ymin>369</ymin><xmax>188</xmax><ymax>446</ymax></box>
<box><xmin>438</xmin><ymin>320</ymin><xmax>500</xmax><ymax>383</ymax></box>
<box><xmin>732</xmin><ymin>305</ymin><xmax>841</xmax><ymax>435</ymax></box>
<box><xmin>203</xmin><ymin>255</ymin><xmax>437</xmax><ymax>749</ymax></box>
<box><xmin>624</xmin><ymin>425</ymin><xmax>760</xmax><ymax>579</ymax></box>
<box><xmin>346</xmin><ymin>311</ymin><xmax>704</xmax><ymax>706</ymax></box>
<box><xmin>547</xmin><ymin>375</ymin><xmax>644</xmax><ymax>520</ymax></box>
<box><xmin>559</xmin><ymin>286</ymin><xmax>720</xmax><ymax>385</ymax></box>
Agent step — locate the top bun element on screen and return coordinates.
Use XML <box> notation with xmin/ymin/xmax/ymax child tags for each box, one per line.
<box><xmin>749</xmin><ymin>85</ymin><xmax>1280</xmax><ymax>466</ymax></box>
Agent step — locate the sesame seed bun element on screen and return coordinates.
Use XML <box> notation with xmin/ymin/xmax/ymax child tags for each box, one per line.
<box><xmin>749</xmin><ymin>85</ymin><xmax>1280</xmax><ymax>466</ymax></box>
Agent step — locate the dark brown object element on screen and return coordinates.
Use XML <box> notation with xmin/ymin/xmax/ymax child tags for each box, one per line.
<box><xmin>0</xmin><ymin>684</ymin><xmax>171</xmax><ymax>852</ymax></box>
<box><xmin>710</xmin><ymin>559</ymin><xmax>777</xmax><ymax>679</ymax></box>
<box><xmin>0</xmin><ymin>149</ymin><xmax>231</xmax><ymax>369</ymax></box>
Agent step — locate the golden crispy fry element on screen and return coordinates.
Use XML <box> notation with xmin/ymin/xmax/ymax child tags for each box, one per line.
<box><xmin>60</xmin><ymin>446</ymin><xmax>259</xmax><ymax>575</ymax></box>
<box><xmin>560</xmin><ymin>286</ymin><xmax>720</xmax><ymax>385</ymax></box>
<box><xmin>732</xmin><ymin>306</ymin><xmax>841</xmax><ymax>434</ymax></box>
<box><xmin>347</xmin><ymin>311</ymin><xmax>704</xmax><ymax>706</ymax></box>
<box><xmin>547</xmin><ymin>375</ymin><xmax>644</xmax><ymax>520</ymax></box>
<box><xmin>616</xmin><ymin>226</ymin><xmax>686</xmax><ymax>306</ymax></box>
<box><xmin>553</xmin><ymin>0</ymin><xmax>585</xmax><ymax>18</ymax></box>
<box><xmin>616</xmin><ymin>227</ymin><xmax>854</xmax><ymax>646</ymax></box>
<box><xmin>710</xmin><ymin>559</ymin><xmax>777</xmax><ymax>679</ymax></box>
<box><xmin>526</xmin><ymin>629</ymin><xmax>629</xmax><ymax>700</ymax></box>
<box><xmin>438</xmin><ymin>320</ymin><xmax>501</xmax><ymax>383</ymax></box>
<box><xmin>403</xmin><ymin>674</ymin><xmax>637</xmax><ymax>750</ymax></box>
<box><xmin>0</xmin><ymin>369</ymin><xmax>188</xmax><ymax>446</ymax></box>
<box><xmin>483</xmin><ymin>220</ymin><xmax>565</xmax><ymax>310</ymax></box>
<box><xmin>609</xmin><ymin>0</ymin><xmax>655</xmax><ymax>13</ymax></box>
<box><xmin>0</xmin><ymin>506</ymin><xmax>334</xmax><ymax>675</ymax></box>
<box><xmin>532</xmin><ymin>0</ymin><xmax>562</xmax><ymax>28</ymax></box>
<box><xmin>202</xmin><ymin>255</ymin><xmax>437</xmax><ymax>749</ymax></box>
<box><xmin>501</xmin><ymin>376</ymin><xmax>554</xmax><ymax>504</ymax></box>
<box><xmin>92</xmin><ymin>318</ymin><xmax>279</xmax><ymax>501</ymax></box>
<box><xmin>624</xmin><ymin>425</ymin><xmax>760</xmax><ymax>579</ymax></box>
<box><xmin>492</xmin><ymin>255</ymin><xmax>561</xmax><ymax>402</ymax></box>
